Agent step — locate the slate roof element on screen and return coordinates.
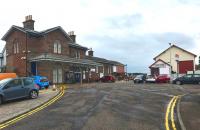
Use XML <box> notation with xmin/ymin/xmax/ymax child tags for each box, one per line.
<box><xmin>28</xmin><ymin>53</ymin><xmax>102</xmax><ymax>67</ymax></box>
<box><xmin>149</xmin><ymin>59</ymin><xmax>171</xmax><ymax>68</ymax></box>
<box><xmin>86</xmin><ymin>56</ymin><xmax>124</xmax><ymax>66</ymax></box>
<box><xmin>154</xmin><ymin>44</ymin><xmax>197</xmax><ymax>60</ymax></box>
<box><xmin>1</xmin><ymin>25</ymin><xmax>88</xmax><ymax>50</ymax></box>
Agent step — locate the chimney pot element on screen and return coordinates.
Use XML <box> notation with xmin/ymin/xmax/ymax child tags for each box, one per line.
<box><xmin>23</xmin><ymin>15</ymin><xmax>35</xmax><ymax>30</ymax></box>
<box><xmin>88</xmin><ymin>48</ymin><xmax>94</xmax><ymax>57</ymax></box>
<box><xmin>69</xmin><ymin>31</ymin><xmax>76</xmax><ymax>43</ymax></box>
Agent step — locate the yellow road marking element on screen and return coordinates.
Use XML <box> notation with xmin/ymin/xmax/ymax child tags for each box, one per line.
<box><xmin>170</xmin><ymin>96</ymin><xmax>179</xmax><ymax>130</ymax></box>
<box><xmin>165</xmin><ymin>96</ymin><xmax>180</xmax><ymax>130</ymax></box>
<box><xmin>0</xmin><ymin>86</ymin><xmax>65</xmax><ymax>129</ymax></box>
<box><xmin>165</xmin><ymin>96</ymin><xmax>176</xmax><ymax>130</ymax></box>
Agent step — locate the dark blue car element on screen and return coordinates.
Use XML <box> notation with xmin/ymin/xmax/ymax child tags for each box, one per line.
<box><xmin>0</xmin><ymin>77</ymin><xmax>39</xmax><ymax>105</ymax></box>
<box><xmin>32</xmin><ymin>76</ymin><xmax>49</xmax><ymax>89</ymax></box>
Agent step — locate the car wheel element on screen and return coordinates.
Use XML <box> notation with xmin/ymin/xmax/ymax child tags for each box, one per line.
<box><xmin>176</xmin><ymin>81</ymin><xmax>181</xmax><ymax>85</ymax></box>
<box><xmin>198</xmin><ymin>81</ymin><xmax>200</xmax><ymax>85</ymax></box>
<box><xmin>0</xmin><ymin>96</ymin><xmax>3</xmax><ymax>105</ymax></box>
<box><xmin>29</xmin><ymin>90</ymin><xmax>38</xmax><ymax>99</ymax></box>
<box><xmin>45</xmin><ymin>86</ymin><xmax>49</xmax><ymax>89</ymax></box>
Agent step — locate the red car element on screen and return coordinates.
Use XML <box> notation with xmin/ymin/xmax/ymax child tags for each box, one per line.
<box><xmin>155</xmin><ymin>75</ymin><xmax>170</xmax><ymax>83</ymax></box>
<box><xmin>99</xmin><ymin>76</ymin><xmax>115</xmax><ymax>83</ymax></box>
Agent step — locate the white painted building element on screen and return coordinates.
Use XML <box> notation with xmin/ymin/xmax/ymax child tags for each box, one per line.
<box><xmin>150</xmin><ymin>45</ymin><xmax>196</xmax><ymax>75</ymax></box>
<box><xmin>149</xmin><ymin>59</ymin><xmax>171</xmax><ymax>76</ymax></box>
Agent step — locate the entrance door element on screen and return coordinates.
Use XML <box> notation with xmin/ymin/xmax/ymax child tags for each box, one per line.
<box><xmin>74</xmin><ymin>73</ymin><xmax>81</xmax><ymax>83</ymax></box>
<box><xmin>31</xmin><ymin>62</ymin><xmax>37</xmax><ymax>76</ymax></box>
<box><xmin>53</xmin><ymin>68</ymin><xmax>62</xmax><ymax>83</ymax></box>
<box><xmin>151</xmin><ymin>68</ymin><xmax>159</xmax><ymax>76</ymax></box>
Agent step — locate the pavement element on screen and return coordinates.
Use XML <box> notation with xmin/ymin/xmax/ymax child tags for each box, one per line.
<box><xmin>0</xmin><ymin>82</ymin><xmax>199</xmax><ymax>130</ymax></box>
<box><xmin>0</xmin><ymin>87</ymin><xmax>59</xmax><ymax>123</ymax></box>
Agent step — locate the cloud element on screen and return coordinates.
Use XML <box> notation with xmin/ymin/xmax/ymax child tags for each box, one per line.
<box><xmin>0</xmin><ymin>0</ymin><xmax>199</xmax><ymax>73</ymax></box>
<box><xmin>106</xmin><ymin>13</ymin><xmax>143</xmax><ymax>29</ymax></box>
<box><xmin>177</xmin><ymin>0</ymin><xmax>200</xmax><ymax>5</ymax></box>
<box><xmin>83</xmin><ymin>32</ymin><xmax>195</xmax><ymax>73</ymax></box>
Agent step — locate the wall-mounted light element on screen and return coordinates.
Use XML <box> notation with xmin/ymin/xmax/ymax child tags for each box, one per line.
<box><xmin>21</xmin><ymin>57</ymin><xmax>26</xmax><ymax>60</ymax></box>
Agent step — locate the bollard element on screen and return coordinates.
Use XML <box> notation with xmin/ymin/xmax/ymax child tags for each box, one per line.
<box><xmin>52</xmin><ymin>84</ymin><xmax>56</xmax><ymax>91</ymax></box>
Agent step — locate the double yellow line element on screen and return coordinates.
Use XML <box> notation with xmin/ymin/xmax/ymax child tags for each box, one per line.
<box><xmin>165</xmin><ymin>96</ymin><xmax>180</xmax><ymax>130</ymax></box>
<box><xmin>0</xmin><ymin>86</ymin><xmax>65</xmax><ymax>129</ymax></box>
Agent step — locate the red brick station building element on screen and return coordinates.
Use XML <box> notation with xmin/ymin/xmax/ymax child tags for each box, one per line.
<box><xmin>0</xmin><ymin>15</ymin><xmax>125</xmax><ymax>84</ymax></box>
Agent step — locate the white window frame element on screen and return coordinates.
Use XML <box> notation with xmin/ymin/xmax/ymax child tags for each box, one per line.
<box><xmin>54</xmin><ymin>43</ymin><xmax>57</xmax><ymax>53</ymax></box>
<box><xmin>14</xmin><ymin>43</ymin><xmax>16</xmax><ymax>54</ymax></box>
<box><xmin>75</xmin><ymin>51</ymin><xmax>80</xmax><ymax>59</ymax></box>
<box><xmin>58</xmin><ymin>68</ymin><xmax>62</xmax><ymax>83</ymax></box>
<box><xmin>96</xmin><ymin>66</ymin><xmax>98</xmax><ymax>73</ymax></box>
<box><xmin>58</xmin><ymin>43</ymin><xmax>61</xmax><ymax>54</ymax></box>
<box><xmin>16</xmin><ymin>43</ymin><xmax>19</xmax><ymax>53</ymax></box>
<box><xmin>53</xmin><ymin>41</ymin><xmax>61</xmax><ymax>54</ymax></box>
<box><xmin>14</xmin><ymin>42</ymin><xmax>19</xmax><ymax>54</ymax></box>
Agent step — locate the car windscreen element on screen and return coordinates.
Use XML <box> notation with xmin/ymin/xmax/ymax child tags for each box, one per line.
<box><xmin>0</xmin><ymin>78</ymin><xmax>12</xmax><ymax>88</ymax></box>
<box><xmin>135</xmin><ymin>75</ymin><xmax>143</xmax><ymax>78</ymax></box>
<box><xmin>147</xmin><ymin>75</ymin><xmax>153</xmax><ymax>78</ymax></box>
<box><xmin>40</xmin><ymin>77</ymin><xmax>48</xmax><ymax>82</ymax></box>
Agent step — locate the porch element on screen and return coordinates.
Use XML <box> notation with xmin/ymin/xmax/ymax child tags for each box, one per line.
<box><xmin>28</xmin><ymin>54</ymin><xmax>102</xmax><ymax>84</ymax></box>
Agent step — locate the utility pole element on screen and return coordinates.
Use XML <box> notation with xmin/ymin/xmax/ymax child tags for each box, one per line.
<box><xmin>169</xmin><ymin>43</ymin><xmax>172</xmax><ymax>77</ymax></box>
<box><xmin>25</xmin><ymin>33</ymin><xmax>28</xmax><ymax>77</ymax></box>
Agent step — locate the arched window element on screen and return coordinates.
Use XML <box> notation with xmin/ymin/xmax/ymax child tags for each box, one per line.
<box><xmin>53</xmin><ymin>40</ymin><xmax>61</xmax><ymax>54</ymax></box>
<box><xmin>13</xmin><ymin>40</ymin><xmax>19</xmax><ymax>54</ymax></box>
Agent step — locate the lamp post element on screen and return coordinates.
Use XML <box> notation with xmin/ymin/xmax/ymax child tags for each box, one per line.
<box><xmin>126</xmin><ymin>64</ymin><xmax>128</xmax><ymax>77</ymax></box>
<box><xmin>176</xmin><ymin>60</ymin><xmax>179</xmax><ymax>77</ymax></box>
<box><xmin>175</xmin><ymin>54</ymin><xmax>179</xmax><ymax>77</ymax></box>
<box><xmin>124</xmin><ymin>64</ymin><xmax>128</xmax><ymax>81</ymax></box>
<box><xmin>169</xmin><ymin>43</ymin><xmax>172</xmax><ymax>77</ymax></box>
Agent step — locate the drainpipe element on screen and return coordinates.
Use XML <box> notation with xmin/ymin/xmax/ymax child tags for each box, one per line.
<box><xmin>80</xmin><ymin>67</ymin><xmax>82</xmax><ymax>85</ymax></box>
<box><xmin>169</xmin><ymin>43</ymin><xmax>172</xmax><ymax>77</ymax></box>
<box><xmin>25</xmin><ymin>33</ymin><xmax>28</xmax><ymax>77</ymax></box>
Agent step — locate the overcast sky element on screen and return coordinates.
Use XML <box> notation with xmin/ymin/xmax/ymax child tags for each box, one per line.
<box><xmin>0</xmin><ymin>0</ymin><xmax>200</xmax><ymax>73</ymax></box>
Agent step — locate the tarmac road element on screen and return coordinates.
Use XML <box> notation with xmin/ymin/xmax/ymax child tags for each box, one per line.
<box><xmin>2</xmin><ymin>82</ymin><xmax>197</xmax><ymax>130</ymax></box>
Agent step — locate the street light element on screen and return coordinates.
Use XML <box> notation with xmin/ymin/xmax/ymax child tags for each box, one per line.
<box><xmin>126</xmin><ymin>64</ymin><xmax>128</xmax><ymax>76</ymax></box>
<box><xmin>169</xmin><ymin>43</ymin><xmax>172</xmax><ymax>77</ymax></box>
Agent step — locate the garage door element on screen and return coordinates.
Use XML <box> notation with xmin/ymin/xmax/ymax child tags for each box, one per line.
<box><xmin>179</xmin><ymin>60</ymin><xmax>194</xmax><ymax>74</ymax></box>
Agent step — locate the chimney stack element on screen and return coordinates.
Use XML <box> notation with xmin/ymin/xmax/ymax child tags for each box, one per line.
<box><xmin>68</xmin><ymin>31</ymin><xmax>76</xmax><ymax>43</ymax></box>
<box><xmin>88</xmin><ymin>48</ymin><xmax>94</xmax><ymax>57</ymax></box>
<box><xmin>23</xmin><ymin>15</ymin><xmax>35</xmax><ymax>30</ymax></box>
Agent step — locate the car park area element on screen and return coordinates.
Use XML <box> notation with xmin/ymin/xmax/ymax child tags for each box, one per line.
<box><xmin>0</xmin><ymin>87</ymin><xmax>59</xmax><ymax>123</ymax></box>
<box><xmin>1</xmin><ymin>82</ymin><xmax>199</xmax><ymax>130</ymax></box>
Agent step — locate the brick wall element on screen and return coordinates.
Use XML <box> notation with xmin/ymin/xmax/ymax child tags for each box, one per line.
<box><xmin>69</xmin><ymin>47</ymin><xmax>86</xmax><ymax>59</ymax></box>
<box><xmin>5</xmin><ymin>30</ymin><xmax>27</xmax><ymax>76</ymax></box>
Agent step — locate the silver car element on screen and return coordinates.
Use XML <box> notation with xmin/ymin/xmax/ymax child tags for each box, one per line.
<box><xmin>0</xmin><ymin>77</ymin><xmax>39</xmax><ymax>105</ymax></box>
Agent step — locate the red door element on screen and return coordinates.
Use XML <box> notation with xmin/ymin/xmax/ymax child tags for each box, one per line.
<box><xmin>178</xmin><ymin>60</ymin><xmax>194</xmax><ymax>74</ymax></box>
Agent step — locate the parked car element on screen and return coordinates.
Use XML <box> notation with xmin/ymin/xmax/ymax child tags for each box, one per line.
<box><xmin>173</xmin><ymin>74</ymin><xmax>200</xmax><ymax>85</ymax></box>
<box><xmin>145</xmin><ymin>75</ymin><xmax>156</xmax><ymax>83</ymax></box>
<box><xmin>99</xmin><ymin>75</ymin><xmax>115</xmax><ymax>83</ymax></box>
<box><xmin>32</xmin><ymin>76</ymin><xmax>49</xmax><ymax>89</ymax></box>
<box><xmin>0</xmin><ymin>77</ymin><xmax>39</xmax><ymax>105</ymax></box>
<box><xmin>134</xmin><ymin>74</ymin><xmax>146</xmax><ymax>83</ymax></box>
<box><xmin>155</xmin><ymin>74</ymin><xmax>170</xmax><ymax>83</ymax></box>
